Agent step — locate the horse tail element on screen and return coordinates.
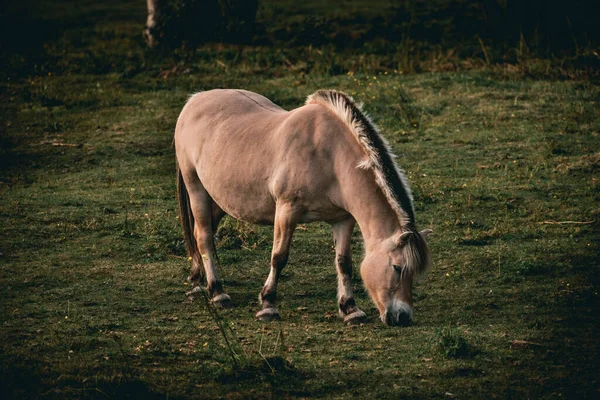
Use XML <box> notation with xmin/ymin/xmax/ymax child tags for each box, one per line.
<box><xmin>176</xmin><ymin>163</ymin><xmax>200</xmax><ymax>266</ymax></box>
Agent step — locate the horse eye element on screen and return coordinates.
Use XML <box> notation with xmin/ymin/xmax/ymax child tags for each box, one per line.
<box><xmin>392</xmin><ymin>264</ymin><xmax>403</xmax><ymax>274</ymax></box>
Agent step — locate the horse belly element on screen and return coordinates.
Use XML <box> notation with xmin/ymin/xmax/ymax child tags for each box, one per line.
<box><xmin>198</xmin><ymin>156</ymin><xmax>345</xmax><ymax>225</ymax></box>
<box><xmin>196</xmin><ymin>149</ymin><xmax>277</xmax><ymax>225</ymax></box>
<box><xmin>209</xmin><ymin>184</ymin><xmax>276</xmax><ymax>225</ymax></box>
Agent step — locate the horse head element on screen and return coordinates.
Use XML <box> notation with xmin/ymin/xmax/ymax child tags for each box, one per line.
<box><xmin>361</xmin><ymin>229</ymin><xmax>432</xmax><ymax>326</ymax></box>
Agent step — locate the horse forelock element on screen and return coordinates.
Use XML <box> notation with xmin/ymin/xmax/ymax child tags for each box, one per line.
<box><xmin>306</xmin><ymin>89</ymin><xmax>415</xmax><ymax>227</ymax></box>
<box><xmin>401</xmin><ymin>231</ymin><xmax>431</xmax><ymax>279</ymax></box>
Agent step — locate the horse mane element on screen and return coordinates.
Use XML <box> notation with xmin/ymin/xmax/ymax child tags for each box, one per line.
<box><xmin>306</xmin><ymin>89</ymin><xmax>416</xmax><ymax>228</ymax></box>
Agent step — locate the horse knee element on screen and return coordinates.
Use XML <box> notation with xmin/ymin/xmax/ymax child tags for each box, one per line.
<box><xmin>336</xmin><ymin>254</ymin><xmax>352</xmax><ymax>276</ymax></box>
<box><xmin>272</xmin><ymin>252</ymin><xmax>289</xmax><ymax>271</ymax></box>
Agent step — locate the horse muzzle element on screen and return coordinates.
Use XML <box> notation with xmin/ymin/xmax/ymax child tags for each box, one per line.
<box><xmin>381</xmin><ymin>302</ymin><xmax>413</xmax><ymax>326</ymax></box>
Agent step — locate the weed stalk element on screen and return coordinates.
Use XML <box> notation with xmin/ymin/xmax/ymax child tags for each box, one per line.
<box><xmin>198</xmin><ymin>288</ymin><xmax>245</xmax><ymax>370</ymax></box>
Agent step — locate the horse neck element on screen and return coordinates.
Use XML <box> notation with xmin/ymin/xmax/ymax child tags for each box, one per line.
<box><xmin>341</xmin><ymin>169</ymin><xmax>403</xmax><ymax>252</ymax></box>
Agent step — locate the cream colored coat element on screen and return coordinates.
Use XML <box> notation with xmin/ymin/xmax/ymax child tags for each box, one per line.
<box><xmin>175</xmin><ymin>89</ymin><xmax>431</xmax><ymax>326</ymax></box>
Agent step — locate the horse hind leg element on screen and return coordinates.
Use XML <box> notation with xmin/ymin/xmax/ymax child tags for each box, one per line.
<box><xmin>211</xmin><ymin>201</ymin><xmax>226</xmax><ymax>233</ymax></box>
<box><xmin>331</xmin><ymin>217</ymin><xmax>366</xmax><ymax>325</ymax></box>
<box><xmin>187</xmin><ymin>202</ymin><xmax>226</xmax><ymax>284</ymax></box>
<box><xmin>185</xmin><ymin>174</ymin><xmax>232</xmax><ymax>308</ymax></box>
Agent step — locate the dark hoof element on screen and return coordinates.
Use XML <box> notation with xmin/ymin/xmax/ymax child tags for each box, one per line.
<box><xmin>256</xmin><ymin>307</ymin><xmax>281</xmax><ymax>322</ymax></box>
<box><xmin>344</xmin><ymin>310</ymin><xmax>367</xmax><ymax>326</ymax></box>
<box><xmin>211</xmin><ymin>293</ymin><xmax>233</xmax><ymax>308</ymax></box>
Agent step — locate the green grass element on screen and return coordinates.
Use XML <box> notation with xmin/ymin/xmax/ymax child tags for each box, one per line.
<box><xmin>1</xmin><ymin>1</ymin><xmax>599</xmax><ymax>399</ymax></box>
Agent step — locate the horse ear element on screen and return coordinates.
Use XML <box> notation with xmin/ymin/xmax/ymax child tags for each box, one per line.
<box><xmin>395</xmin><ymin>231</ymin><xmax>412</xmax><ymax>246</ymax></box>
<box><xmin>419</xmin><ymin>229</ymin><xmax>433</xmax><ymax>239</ymax></box>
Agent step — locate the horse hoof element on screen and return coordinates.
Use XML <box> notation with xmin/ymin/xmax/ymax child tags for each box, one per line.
<box><xmin>256</xmin><ymin>308</ymin><xmax>281</xmax><ymax>322</ymax></box>
<box><xmin>344</xmin><ymin>310</ymin><xmax>367</xmax><ymax>325</ymax></box>
<box><xmin>185</xmin><ymin>286</ymin><xmax>202</xmax><ymax>299</ymax></box>
<box><xmin>211</xmin><ymin>293</ymin><xmax>233</xmax><ymax>308</ymax></box>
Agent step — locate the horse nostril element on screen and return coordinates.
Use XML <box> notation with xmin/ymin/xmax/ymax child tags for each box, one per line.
<box><xmin>384</xmin><ymin>312</ymin><xmax>393</xmax><ymax>326</ymax></box>
<box><xmin>396</xmin><ymin>311</ymin><xmax>412</xmax><ymax>326</ymax></box>
<box><xmin>384</xmin><ymin>311</ymin><xmax>412</xmax><ymax>326</ymax></box>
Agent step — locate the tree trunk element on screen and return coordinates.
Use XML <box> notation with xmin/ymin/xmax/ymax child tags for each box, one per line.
<box><xmin>143</xmin><ymin>0</ymin><xmax>166</xmax><ymax>48</ymax></box>
<box><xmin>143</xmin><ymin>0</ymin><xmax>258</xmax><ymax>48</ymax></box>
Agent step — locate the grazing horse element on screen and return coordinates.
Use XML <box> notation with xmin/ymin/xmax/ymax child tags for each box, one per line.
<box><xmin>175</xmin><ymin>89</ymin><xmax>431</xmax><ymax>326</ymax></box>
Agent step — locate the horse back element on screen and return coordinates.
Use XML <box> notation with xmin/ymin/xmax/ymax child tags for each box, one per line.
<box><xmin>175</xmin><ymin>90</ymin><xmax>362</xmax><ymax>224</ymax></box>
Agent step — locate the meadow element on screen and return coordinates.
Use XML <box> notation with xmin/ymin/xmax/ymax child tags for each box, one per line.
<box><xmin>1</xmin><ymin>0</ymin><xmax>599</xmax><ymax>398</ymax></box>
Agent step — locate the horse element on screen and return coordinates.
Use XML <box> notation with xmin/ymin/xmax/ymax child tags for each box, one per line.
<box><xmin>174</xmin><ymin>89</ymin><xmax>431</xmax><ymax>326</ymax></box>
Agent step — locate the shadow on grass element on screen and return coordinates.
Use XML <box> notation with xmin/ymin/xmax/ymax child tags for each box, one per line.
<box><xmin>0</xmin><ymin>363</ymin><xmax>163</xmax><ymax>400</ymax></box>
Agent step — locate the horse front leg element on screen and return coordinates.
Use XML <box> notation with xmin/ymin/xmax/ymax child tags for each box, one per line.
<box><xmin>332</xmin><ymin>217</ymin><xmax>367</xmax><ymax>325</ymax></box>
<box><xmin>257</xmin><ymin>202</ymin><xmax>298</xmax><ymax>322</ymax></box>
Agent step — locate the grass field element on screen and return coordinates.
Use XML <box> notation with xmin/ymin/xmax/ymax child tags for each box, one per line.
<box><xmin>1</xmin><ymin>1</ymin><xmax>599</xmax><ymax>398</ymax></box>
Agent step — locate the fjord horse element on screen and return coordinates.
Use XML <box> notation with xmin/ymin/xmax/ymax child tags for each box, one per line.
<box><xmin>175</xmin><ymin>89</ymin><xmax>431</xmax><ymax>326</ymax></box>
